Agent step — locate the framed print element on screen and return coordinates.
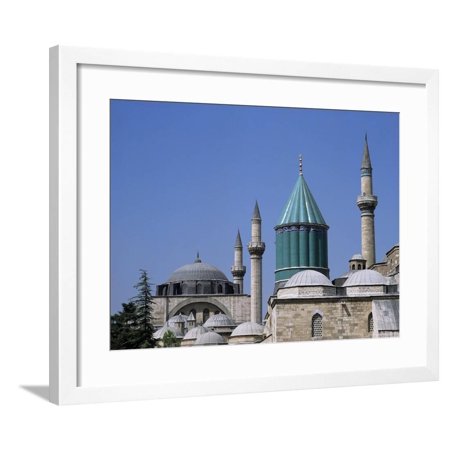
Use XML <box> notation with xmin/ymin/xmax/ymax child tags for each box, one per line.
<box><xmin>49</xmin><ymin>46</ymin><xmax>439</xmax><ymax>405</ymax></box>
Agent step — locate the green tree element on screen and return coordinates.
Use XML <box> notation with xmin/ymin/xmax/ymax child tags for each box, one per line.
<box><xmin>162</xmin><ymin>330</ymin><xmax>180</xmax><ymax>348</ymax></box>
<box><xmin>110</xmin><ymin>269</ymin><xmax>157</xmax><ymax>350</ymax></box>
<box><xmin>110</xmin><ymin>301</ymin><xmax>139</xmax><ymax>350</ymax></box>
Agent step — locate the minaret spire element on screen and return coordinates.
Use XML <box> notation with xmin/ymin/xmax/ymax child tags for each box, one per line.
<box><xmin>357</xmin><ymin>134</ymin><xmax>378</xmax><ymax>268</ymax></box>
<box><xmin>362</xmin><ymin>133</ymin><xmax>372</xmax><ymax>170</ymax></box>
<box><xmin>231</xmin><ymin>229</ymin><xmax>246</xmax><ymax>294</ymax></box>
<box><xmin>253</xmin><ymin>201</ymin><xmax>261</xmax><ymax>220</ymax></box>
<box><xmin>248</xmin><ymin>202</ymin><xmax>265</xmax><ymax>323</ymax></box>
<box><xmin>299</xmin><ymin>154</ymin><xmax>303</xmax><ymax>175</ymax></box>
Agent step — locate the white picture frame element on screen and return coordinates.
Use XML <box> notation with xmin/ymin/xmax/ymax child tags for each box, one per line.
<box><xmin>49</xmin><ymin>45</ymin><xmax>439</xmax><ymax>405</ymax></box>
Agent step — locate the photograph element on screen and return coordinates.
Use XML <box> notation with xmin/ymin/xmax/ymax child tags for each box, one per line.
<box><xmin>110</xmin><ymin>100</ymin><xmax>399</xmax><ymax>350</ymax></box>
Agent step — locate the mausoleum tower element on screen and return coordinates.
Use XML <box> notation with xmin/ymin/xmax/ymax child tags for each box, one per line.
<box><xmin>274</xmin><ymin>156</ymin><xmax>329</xmax><ymax>291</ymax></box>
<box><xmin>247</xmin><ymin>202</ymin><xmax>265</xmax><ymax>324</ymax></box>
<box><xmin>356</xmin><ymin>134</ymin><xmax>378</xmax><ymax>268</ymax></box>
<box><xmin>231</xmin><ymin>230</ymin><xmax>246</xmax><ymax>294</ymax></box>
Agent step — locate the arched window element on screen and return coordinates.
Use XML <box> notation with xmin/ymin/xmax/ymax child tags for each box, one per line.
<box><xmin>217</xmin><ymin>284</ymin><xmax>223</xmax><ymax>294</ymax></box>
<box><xmin>357</xmin><ymin>264</ymin><xmax>361</xmax><ymax>270</ymax></box>
<box><xmin>312</xmin><ymin>313</ymin><xmax>323</xmax><ymax>338</ymax></box>
<box><xmin>351</xmin><ymin>264</ymin><xmax>355</xmax><ymax>270</ymax></box>
<box><xmin>203</xmin><ymin>308</ymin><xmax>210</xmax><ymax>323</ymax></box>
<box><xmin>368</xmin><ymin>312</ymin><xmax>374</xmax><ymax>333</ymax></box>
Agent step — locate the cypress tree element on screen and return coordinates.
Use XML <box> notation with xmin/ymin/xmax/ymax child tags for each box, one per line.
<box><xmin>110</xmin><ymin>269</ymin><xmax>157</xmax><ymax>349</ymax></box>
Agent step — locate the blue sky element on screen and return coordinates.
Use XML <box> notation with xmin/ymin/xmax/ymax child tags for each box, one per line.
<box><xmin>110</xmin><ymin>100</ymin><xmax>399</xmax><ymax>314</ymax></box>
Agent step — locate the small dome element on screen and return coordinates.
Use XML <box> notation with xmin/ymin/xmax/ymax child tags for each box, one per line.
<box><xmin>154</xmin><ymin>324</ymin><xmax>183</xmax><ymax>339</ymax></box>
<box><xmin>183</xmin><ymin>325</ymin><xmax>208</xmax><ymax>340</ymax></box>
<box><xmin>230</xmin><ymin>322</ymin><xmax>265</xmax><ymax>337</ymax></box>
<box><xmin>203</xmin><ymin>313</ymin><xmax>235</xmax><ymax>328</ymax></box>
<box><xmin>343</xmin><ymin>269</ymin><xmax>387</xmax><ymax>287</ymax></box>
<box><xmin>167</xmin><ymin>313</ymin><xmax>188</xmax><ymax>326</ymax></box>
<box><xmin>285</xmin><ymin>270</ymin><xmax>333</xmax><ymax>287</ymax></box>
<box><xmin>195</xmin><ymin>331</ymin><xmax>226</xmax><ymax>345</ymax></box>
<box><xmin>167</xmin><ymin>256</ymin><xmax>229</xmax><ymax>283</ymax></box>
<box><xmin>350</xmin><ymin>253</ymin><xmax>365</xmax><ymax>260</ymax></box>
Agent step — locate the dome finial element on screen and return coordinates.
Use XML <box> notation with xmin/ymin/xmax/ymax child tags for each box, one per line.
<box><xmin>194</xmin><ymin>251</ymin><xmax>201</xmax><ymax>263</ymax></box>
<box><xmin>299</xmin><ymin>154</ymin><xmax>303</xmax><ymax>175</ymax></box>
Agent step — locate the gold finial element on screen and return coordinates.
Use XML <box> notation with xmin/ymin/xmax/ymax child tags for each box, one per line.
<box><xmin>299</xmin><ymin>154</ymin><xmax>303</xmax><ymax>175</ymax></box>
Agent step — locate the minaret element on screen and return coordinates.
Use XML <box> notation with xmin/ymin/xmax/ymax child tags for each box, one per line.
<box><xmin>357</xmin><ymin>134</ymin><xmax>378</xmax><ymax>268</ymax></box>
<box><xmin>231</xmin><ymin>230</ymin><xmax>246</xmax><ymax>294</ymax></box>
<box><xmin>247</xmin><ymin>202</ymin><xmax>265</xmax><ymax>324</ymax></box>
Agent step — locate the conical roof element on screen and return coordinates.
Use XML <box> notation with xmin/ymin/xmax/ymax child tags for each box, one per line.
<box><xmin>252</xmin><ymin>201</ymin><xmax>261</xmax><ymax>220</ymax></box>
<box><xmin>362</xmin><ymin>134</ymin><xmax>372</xmax><ymax>169</ymax></box>
<box><xmin>234</xmin><ymin>230</ymin><xmax>242</xmax><ymax>247</ymax></box>
<box><xmin>277</xmin><ymin>174</ymin><xmax>326</xmax><ymax>226</ymax></box>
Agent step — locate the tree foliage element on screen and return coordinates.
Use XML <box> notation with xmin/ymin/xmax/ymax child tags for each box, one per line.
<box><xmin>162</xmin><ymin>330</ymin><xmax>180</xmax><ymax>348</ymax></box>
<box><xmin>110</xmin><ymin>269</ymin><xmax>157</xmax><ymax>350</ymax></box>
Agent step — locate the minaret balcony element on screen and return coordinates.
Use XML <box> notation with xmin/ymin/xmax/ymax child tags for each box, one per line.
<box><xmin>357</xmin><ymin>194</ymin><xmax>378</xmax><ymax>212</ymax></box>
<box><xmin>231</xmin><ymin>266</ymin><xmax>246</xmax><ymax>277</ymax></box>
<box><xmin>247</xmin><ymin>242</ymin><xmax>266</xmax><ymax>256</ymax></box>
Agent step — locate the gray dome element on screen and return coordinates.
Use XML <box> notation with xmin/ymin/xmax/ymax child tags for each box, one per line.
<box><xmin>350</xmin><ymin>253</ymin><xmax>365</xmax><ymax>260</ymax></box>
<box><xmin>183</xmin><ymin>325</ymin><xmax>208</xmax><ymax>340</ymax></box>
<box><xmin>195</xmin><ymin>331</ymin><xmax>226</xmax><ymax>345</ymax></box>
<box><xmin>285</xmin><ymin>270</ymin><xmax>333</xmax><ymax>287</ymax></box>
<box><xmin>343</xmin><ymin>269</ymin><xmax>387</xmax><ymax>287</ymax></box>
<box><xmin>167</xmin><ymin>256</ymin><xmax>229</xmax><ymax>283</ymax></box>
<box><xmin>167</xmin><ymin>313</ymin><xmax>188</xmax><ymax>326</ymax></box>
<box><xmin>154</xmin><ymin>324</ymin><xmax>183</xmax><ymax>339</ymax></box>
<box><xmin>230</xmin><ymin>322</ymin><xmax>265</xmax><ymax>337</ymax></box>
<box><xmin>203</xmin><ymin>313</ymin><xmax>235</xmax><ymax>328</ymax></box>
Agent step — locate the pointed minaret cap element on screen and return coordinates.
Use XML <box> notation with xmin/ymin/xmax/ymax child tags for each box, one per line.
<box><xmin>234</xmin><ymin>229</ymin><xmax>243</xmax><ymax>247</ymax></box>
<box><xmin>252</xmin><ymin>201</ymin><xmax>261</xmax><ymax>220</ymax></box>
<box><xmin>362</xmin><ymin>133</ymin><xmax>372</xmax><ymax>169</ymax></box>
<box><xmin>194</xmin><ymin>251</ymin><xmax>201</xmax><ymax>263</ymax></box>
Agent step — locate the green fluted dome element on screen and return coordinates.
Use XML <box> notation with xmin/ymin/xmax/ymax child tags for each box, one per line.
<box><xmin>277</xmin><ymin>175</ymin><xmax>326</xmax><ymax>226</ymax></box>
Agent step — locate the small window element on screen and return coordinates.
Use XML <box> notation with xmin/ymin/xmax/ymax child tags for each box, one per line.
<box><xmin>357</xmin><ymin>264</ymin><xmax>361</xmax><ymax>270</ymax></box>
<box><xmin>312</xmin><ymin>313</ymin><xmax>323</xmax><ymax>338</ymax></box>
<box><xmin>368</xmin><ymin>312</ymin><xmax>374</xmax><ymax>333</ymax></box>
<box><xmin>217</xmin><ymin>284</ymin><xmax>223</xmax><ymax>294</ymax></box>
<box><xmin>351</xmin><ymin>264</ymin><xmax>355</xmax><ymax>270</ymax></box>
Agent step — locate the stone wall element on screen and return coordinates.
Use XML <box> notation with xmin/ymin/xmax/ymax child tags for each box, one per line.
<box><xmin>152</xmin><ymin>294</ymin><xmax>252</xmax><ymax>327</ymax></box>
<box><xmin>270</xmin><ymin>297</ymin><xmax>376</xmax><ymax>342</ymax></box>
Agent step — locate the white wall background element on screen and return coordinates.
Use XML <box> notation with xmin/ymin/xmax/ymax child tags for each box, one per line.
<box><xmin>0</xmin><ymin>1</ymin><xmax>447</xmax><ymax>449</ymax></box>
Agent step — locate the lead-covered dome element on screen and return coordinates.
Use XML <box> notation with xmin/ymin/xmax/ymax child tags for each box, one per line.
<box><xmin>167</xmin><ymin>313</ymin><xmax>188</xmax><ymax>326</ymax></box>
<box><xmin>154</xmin><ymin>324</ymin><xmax>183</xmax><ymax>339</ymax></box>
<box><xmin>230</xmin><ymin>322</ymin><xmax>265</xmax><ymax>337</ymax></box>
<box><xmin>203</xmin><ymin>313</ymin><xmax>235</xmax><ymax>328</ymax></box>
<box><xmin>167</xmin><ymin>255</ymin><xmax>229</xmax><ymax>283</ymax></box>
<box><xmin>183</xmin><ymin>325</ymin><xmax>208</xmax><ymax>340</ymax></box>
<box><xmin>343</xmin><ymin>269</ymin><xmax>387</xmax><ymax>286</ymax></box>
<box><xmin>195</xmin><ymin>331</ymin><xmax>226</xmax><ymax>345</ymax></box>
<box><xmin>285</xmin><ymin>269</ymin><xmax>333</xmax><ymax>287</ymax></box>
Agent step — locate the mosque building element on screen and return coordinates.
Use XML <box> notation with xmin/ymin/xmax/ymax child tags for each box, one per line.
<box><xmin>151</xmin><ymin>135</ymin><xmax>400</xmax><ymax>346</ymax></box>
